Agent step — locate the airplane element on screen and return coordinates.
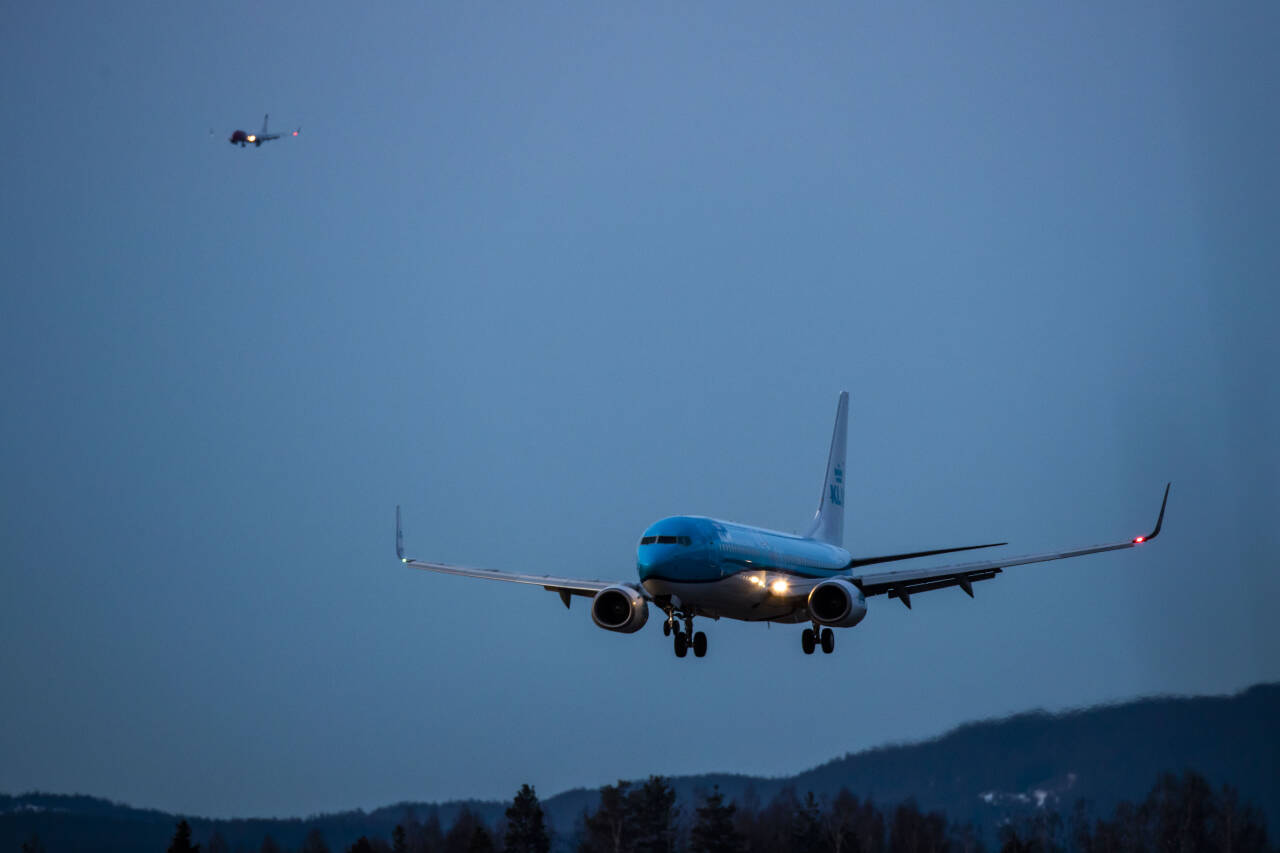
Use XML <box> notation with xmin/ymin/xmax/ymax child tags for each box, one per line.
<box><xmin>395</xmin><ymin>392</ymin><xmax>1169</xmax><ymax>658</ymax></box>
<box><xmin>228</xmin><ymin>114</ymin><xmax>299</xmax><ymax>147</ymax></box>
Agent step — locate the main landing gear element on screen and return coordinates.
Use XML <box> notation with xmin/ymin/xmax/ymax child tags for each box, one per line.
<box><xmin>667</xmin><ymin>611</ymin><xmax>707</xmax><ymax>659</ymax></box>
<box><xmin>802</xmin><ymin>624</ymin><xmax>835</xmax><ymax>655</ymax></box>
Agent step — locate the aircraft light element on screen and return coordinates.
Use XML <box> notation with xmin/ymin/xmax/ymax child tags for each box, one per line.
<box><xmin>247</xmin><ymin>135</ymin><xmax>256</xmax><ymax>142</ymax></box>
<box><xmin>1133</xmin><ymin>536</ymin><xmax>1145</xmax><ymax>543</ymax></box>
<box><xmin>770</xmin><ymin>579</ymin><xmax>789</xmax><ymax>595</ymax></box>
<box><xmin>292</xmin><ymin>130</ymin><xmax>298</xmax><ymax>136</ymax></box>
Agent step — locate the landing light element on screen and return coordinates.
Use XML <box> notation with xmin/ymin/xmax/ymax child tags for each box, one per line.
<box><xmin>770</xmin><ymin>579</ymin><xmax>789</xmax><ymax>595</ymax></box>
<box><xmin>247</xmin><ymin>134</ymin><xmax>256</xmax><ymax>142</ymax></box>
<box><xmin>1133</xmin><ymin>536</ymin><xmax>1145</xmax><ymax>543</ymax></box>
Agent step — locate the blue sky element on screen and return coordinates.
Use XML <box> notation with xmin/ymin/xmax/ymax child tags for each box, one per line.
<box><xmin>2</xmin><ymin>0</ymin><xmax>1277</xmax><ymax>819</ymax></box>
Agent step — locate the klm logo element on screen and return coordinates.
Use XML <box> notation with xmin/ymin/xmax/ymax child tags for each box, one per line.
<box><xmin>829</xmin><ymin>466</ymin><xmax>844</xmax><ymax>506</ymax></box>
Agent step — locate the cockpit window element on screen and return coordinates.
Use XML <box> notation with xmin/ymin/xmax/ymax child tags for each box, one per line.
<box><xmin>640</xmin><ymin>535</ymin><xmax>692</xmax><ymax>546</ymax></box>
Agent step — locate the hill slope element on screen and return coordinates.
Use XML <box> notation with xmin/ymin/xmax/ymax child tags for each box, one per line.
<box><xmin>541</xmin><ymin>683</ymin><xmax>1279</xmax><ymax>836</ymax></box>
<box><xmin>3</xmin><ymin>683</ymin><xmax>1276</xmax><ymax>851</ymax></box>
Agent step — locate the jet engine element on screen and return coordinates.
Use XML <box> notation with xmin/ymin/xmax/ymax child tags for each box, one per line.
<box><xmin>590</xmin><ymin>586</ymin><xmax>650</xmax><ymax>633</ymax></box>
<box><xmin>807</xmin><ymin>579</ymin><xmax>868</xmax><ymax>627</ymax></box>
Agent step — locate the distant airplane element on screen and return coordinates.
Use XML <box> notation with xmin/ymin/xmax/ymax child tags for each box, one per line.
<box><xmin>228</xmin><ymin>114</ymin><xmax>298</xmax><ymax>147</ymax></box>
<box><xmin>396</xmin><ymin>393</ymin><xmax>1169</xmax><ymax>658</ymax></box>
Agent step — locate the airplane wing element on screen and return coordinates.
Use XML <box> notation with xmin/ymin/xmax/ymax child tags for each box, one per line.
<box><xmin>395</xmin><ymin>506</ymin><xmax>617</xmax><ymax>605</ymax></box>
<box><xmin>851</xmin><ymin>484</ymin><xmax>1170</xmax><ymax>608</ymax></box>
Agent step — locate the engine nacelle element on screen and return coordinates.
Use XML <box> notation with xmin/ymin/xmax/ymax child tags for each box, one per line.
<box><xmin>807</xmin><ymin>578</ymin><xmax>868</xmax><ymax>627</ymax></box>
<box><xmin>590</xmin><ymin>585</ymin><xmax>650</xmax><ymax>633</ymax></box>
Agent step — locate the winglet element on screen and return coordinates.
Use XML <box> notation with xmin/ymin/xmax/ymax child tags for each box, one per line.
<box><xmin>1133</xmin><ymin>483</ymin><xmax>1170</xmax><ymax>543</ymax></box>
<box><xmin>395</xmin><ymin>505</ymin><xmax>406</xmax><ymax>561</ymax></box>
<box><xmin>1145</xmin><ymin>483</ymin><xmax>1170</xmax><ymax>542</ymax></box>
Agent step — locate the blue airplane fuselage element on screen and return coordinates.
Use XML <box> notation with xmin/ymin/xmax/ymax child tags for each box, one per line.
<box><xmin>636</xmin><ymin>516</ymin><xmax>852</xmax><ymax>622</ymax></box>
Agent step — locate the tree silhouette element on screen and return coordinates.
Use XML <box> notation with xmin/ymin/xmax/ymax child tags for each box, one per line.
<box><xmin>443</xmin><ymin>808</ymin><xmax>484</xmax><ymax>853</ymax></box>
<box><xmin>206</xmin><ymin>830</ymin><xmax>230</xmax><ymax>853</ymax></box>
<box><xmin>888</xmin><ymin>799</ymin><xmax>947</xmax><ymax>853</ymax></box>
<box><xmin>690</xmin><ymin>786</ymin><xmax>744</xmax><ymax>853</ymax></box>
<box><xmin>1214</xmin><ymin>784</ymin><xmax>1271</xmax><ymax>853</ymax></box>
<box><xmin>791</xmin><ymin>791</ymin><xmax>824</xmax><ymax>852</ymax></box>
<box><xmin>168</xmin><ymin>820</ymin><xmax>200</xmax><ymax>853</ymax></box>
<box><xmin>505</xmin><ymin>783</ymin><xmax>551</xmax><ymax>853</ymax></box>
<box><xmin>419</xmin><ymin>811</ymin><xmax>445</xmax><ymax>853</ymax></box>
<box><xmin>995</xmin><ymin>768</ymin><xmax>1275</xmax><ymax>853</ymax></box>
<box><xmin>301</xmin><ymin>828</ymin><xmax>332</xmax><ymax>853</ymax></box>
<box><xmin>630</xmin><ymin>776</ymin><xmax>680</xmax><ymax>853</ymax></box>
<box><xmin>579</xmin><ymin>781</ymin><xmax>632</xmax><ymax>853</ymax></box>
<box><xmin>468</xmin><ymin>824</ymin><xmax>496</xmax><ymax>853</ymax></box>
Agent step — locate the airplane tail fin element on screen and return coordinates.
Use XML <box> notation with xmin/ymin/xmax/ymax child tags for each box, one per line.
<box><xmin>262</xmin><ymin>113</ymin><xmax>269</xmax><ymax>135</ymax></box>
<box><xmin>804</xmin><ymin>391</ymin><xmax>849</xmax><ymax>546</ymax></box>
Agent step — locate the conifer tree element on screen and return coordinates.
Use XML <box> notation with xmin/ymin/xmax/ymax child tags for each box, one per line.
<box><xmin>791</xmin><ymin>791</ymin><xmax>823</xmax><ymax>853</ymax></box>
<box><xmin>579</xmin><ymin>781</ymin><xmax>632</xmax><ymax>853</ymax></box>
<box><xmin>300</xmin><ymin>828</ymin><xmax>332</xmax><ymax>853</ymax></box>
<box><xmin>207</xmin><ymin>830</ymin><xmax>230</xmax><ymax>853</ymax></box>
<box><xmin>421</xmin><ymin>811</ymin><xmax>445</xmax><ymax>853</ymax></box>
<box><xmin>506</xmin><ymin>783</ymin><xmax>551</xmax><ymax>853</ymax></box>
<box><xmin>630</xmin><ymin>776</ymin><xmax>679</xmax><ymax>853</ymax></box>
<box><xmin>444</xmin><ymin>808</ymin><xmax>482</xmax><ymax>853</ymax></box>
<box><xmin>690</xmin><ymin>786</ymin><xmax>744</xmax><ymax>853</ymax></box>
<box><xmin>468</xmin><ymin>824</ymin><xmax>495</xmax><ymax>853</ymax></box>
<box><xmin>888</xmin><ymin>800</ymin><xmax>946</xmax><ymax>853</ymax></box>
<box><xmin>168</xmin><ymin>820</ymin><xmax>201</xmax><ymax>853</ymax></box>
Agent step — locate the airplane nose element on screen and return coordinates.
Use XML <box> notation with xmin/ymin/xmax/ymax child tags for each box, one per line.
<box><xmin>635</xmin><ymin>547</ymin><xmax>670</xmax><ymax>579</ymax></box>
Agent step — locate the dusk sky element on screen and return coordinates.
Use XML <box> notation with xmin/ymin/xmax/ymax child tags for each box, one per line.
<box><xmin>2</xmin><ymin>1</ymin><xmax>1277</xmax><ymax>820</ymax></box>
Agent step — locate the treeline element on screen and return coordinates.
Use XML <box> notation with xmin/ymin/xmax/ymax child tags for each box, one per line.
<box><xmin>15</xmin><ymin>769</ymin><xmax>1274</xmax><ymax>853</ymax></box>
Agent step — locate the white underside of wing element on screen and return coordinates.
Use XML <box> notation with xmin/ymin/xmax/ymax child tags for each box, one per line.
<box><xmin>401</xmin><ymin>557</ymin><xmax>616</xmax><ymax>596</ymax></box>
<box><xmin>854</xmin><ymin>540</ymin><xmax>1137</xmax><ymax>591</ymax></box>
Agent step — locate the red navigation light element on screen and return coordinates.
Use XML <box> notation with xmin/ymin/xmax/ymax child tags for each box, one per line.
<box><xmin>1133</xmin><ymin>536</ymin><xmax>1145</xmax><ymax>543</ymax></box>
<box><xmin>292</xmin><ymin>130</ymin><xmax>298</xmax><ymax>136</ymax></box>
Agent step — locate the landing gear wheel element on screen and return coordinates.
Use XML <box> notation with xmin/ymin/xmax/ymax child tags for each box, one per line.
<box><xmin>674</xmin><ymin>631</ymin><xmax>688</xmax><ymax>658</ymax></box>
<box><xmin>693</xmin><ymin>631</ymin><xmax>707</xmax><ymax>658</ymax></box>
<box><xmin>663</xmin><ymin>620</ymin><xmax>672</xmax><ymax>637</ymax></box>
<box><xmin>820</xmin><ymin>627</ymin><xmax>835</xmax><ymax>654</ymax></box>
<box><xmin>801</xmin><ymin>628</ymin><xmax>816</xmax><ymax>655</ymax></box>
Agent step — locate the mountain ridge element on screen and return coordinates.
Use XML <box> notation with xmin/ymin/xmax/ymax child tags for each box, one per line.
<box><xmin>3</xmin><ymin>682</ymin><xmax>1276</xmax><ymax>851</ymax></box>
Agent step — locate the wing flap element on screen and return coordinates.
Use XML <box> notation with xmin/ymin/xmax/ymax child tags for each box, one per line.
<box><xmin>847</xmin><ymin>541</ymin><xmax>1007</xmax><ymax>569</ymax></box>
